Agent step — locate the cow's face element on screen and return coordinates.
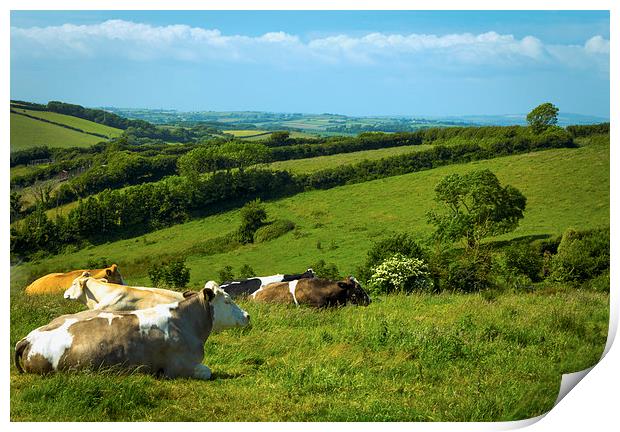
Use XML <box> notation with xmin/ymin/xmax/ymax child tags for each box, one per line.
<box><xmin>204</xmin><ymin>281</ymin><xmax>250</xmax><ymax>332</ymax></box>
<box><xmin>102</xmin><ymin>264</ymin><xmax>124</xmax><ymax>285</ymax></box>
<box><xmin>338</xmin><ymin>277</ymin><xmax>371</xmax><ymax>306</ymax></box>
<box><xmin>64</xmin><ymin>272</ymin><xmax>91</xmax><ymax>301</ymax></box>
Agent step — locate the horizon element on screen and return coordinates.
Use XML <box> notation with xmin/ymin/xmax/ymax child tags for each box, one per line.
<box><xmin>11</xmin><ymin>11</ymin><xmax>610</xmax><ymax>118</ymax></box>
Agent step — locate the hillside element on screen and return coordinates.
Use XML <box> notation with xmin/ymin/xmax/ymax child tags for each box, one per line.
<box><xmin>10</xmin><ymin>111</ymin><xmax>114</xmax><ymax>151</ymax></box>
<box><xmin>12</xmin><ymin>134</ymin><xmax>609</xmax><ymax>287</ymax></box>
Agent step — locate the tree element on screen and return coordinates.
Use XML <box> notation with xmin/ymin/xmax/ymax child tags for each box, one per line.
<box><xmin>217</xmin><ymin>142</ymin><xmax>270</xmax><ymax>171</ymax></box>
<box><xmin>237</xmin><ymin>199</ymin><xmax>268</xmax><ymax>244</ymax></box>
<box><xmin>527</xmin><ymin>103</ymin><xmax>559</xmax><ymax>134</ymax></box>
<box><xmin>427</xmin><ymin>169</ymin><xmax>527</xmax><ymax>256</ymax></box>
<box><xmin>10</xmin><ymin>192</ymin><xmax>22</xmax><ymax>222</ymax></box>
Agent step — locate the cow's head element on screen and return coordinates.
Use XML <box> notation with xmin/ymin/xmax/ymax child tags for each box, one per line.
<box><xmin>302</xmin><ymin>268</ymin><xmax>316</xmax><ymax>279</ymax></box>
<box><xmin>64</xmin><ymin>271</ymin><xmax>92</xmax><ymax>301</ymax></box>
<box><xmin>337</xmin><ymin>276</ymin><xmax>371</xmax><ymax>306</ymax></box>
<box><xmin>97</xmin><ymin>264</ymin><xmax>124</xmax><ymax>285</ymax></box>
<box><xmin>203</xmin><ymin>281</ymin><xmax>250</xmax><ymax>332</ymax></box>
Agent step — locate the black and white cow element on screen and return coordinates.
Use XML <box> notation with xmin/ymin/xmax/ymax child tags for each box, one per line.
<box><xmin>219</xmin><ymin>269</ymin><xmax>315</xmax><ymax>298</ymax></box>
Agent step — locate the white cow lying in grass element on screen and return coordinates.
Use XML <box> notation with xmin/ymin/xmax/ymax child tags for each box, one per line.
<box><xmin>64</xmin><ymin>273</ymin><xmax>245</xmax><ymax>333</ymax></box>
<box><xmin>15</xmin><ymin>285</ymin><xmax>250</xmax><ymax>379</ymax></box>
<box><xmin>64</xmin><ymin>272</ymin><xmax>184</xmax><ymax>311</ymax></box>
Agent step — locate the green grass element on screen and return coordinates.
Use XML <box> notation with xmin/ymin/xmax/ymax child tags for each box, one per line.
<box><xmin>9</xmin><ymin>135</ymin><xmax>609</xmax><ymax>421</ymax></box>
<box><xmin>15</xmin><ymin>108</ymin><xmax>123</xmax><ymax>138</ymax></box>
<box><xmin>10</xmin><ymin>287</ymin><xmax>608</xmax><ymax>421</ymax></box>
<box><xmin>224</xmin><ymin>129</ymin><xmax>318</xmax><ymax>141</ymax></box>
<box><xmin>267</xmin><ymin>144</ymin><xmax>435</xmax><ymax>173</ymax></box>
<box><xmin>10</xmin><ymin>113</ymin><xmax>106</xmax><ymax>151</ymax></box>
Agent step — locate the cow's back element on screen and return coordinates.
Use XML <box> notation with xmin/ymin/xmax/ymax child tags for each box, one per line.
<box><xmin>252</xmin><ymin>282</ymin><xmax>294</xmax><ymax>304</ymax></box>
<box><xmin>25</xmin><ymin>268</ymin><xmax>116</xmax><ymax>295</ymax></box>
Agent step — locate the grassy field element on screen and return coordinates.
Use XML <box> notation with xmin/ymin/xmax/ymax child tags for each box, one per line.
<box><xmin>267</xmin><ymin>144</ymin><xmax>435</xmax><ymax>173</ymax></box>
<box><xmin>224</xmin><ymin>129</ymin><xmax>319</xmax><ymax>140</ymax></box>
<box><xmin>9</xmin><ymin>135</ymin><xmax>609</xmax><ymax>422</ymax></box>
<box><xmin>9</xmin><ymin>287</ymin><xmax>608</xmax><ymax>421</ymax></box>
<box><xmin>12</xmin><ymin>134</ymin><xmax>609</xmax><ymax>288</ymax></box>
<box><xmin>14</xmin><ymin>108</ymin><xmax>123</xmax><ymax>138</ymax></box>
<box><xmin>10</xmin><ymin>113</ymin><xmax>107</xmax><ymax>151</ymax></box>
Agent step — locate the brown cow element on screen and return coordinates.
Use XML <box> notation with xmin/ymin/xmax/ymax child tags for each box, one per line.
<box><xmin>25</xmin><ymin>265</ymin><xmax>124</xmax><ymax>295</ymax></box>
<box><xmin>251</xmin><ymin>276</ymin><xmax>371</xmax><ymax>307</ymax></box>
<box><xmin>14</xmin><ymin>286</ymin><xmax>250</xmax><ymax>379</ymax></box>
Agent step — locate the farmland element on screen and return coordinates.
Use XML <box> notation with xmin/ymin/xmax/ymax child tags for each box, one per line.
<box><xmin>10</xmin><ymin>112</ymin><xmax>107</xmax><ymax>151</ymax></box>
<box><xmin>9</xmin><ymin>104</ymin><xmax>610</xmax><ymax>422</ymax></box>
<box><xmin>12</xmin><ymin>108</ymin><xmax>123</xmax><ymax>138</ymax></box>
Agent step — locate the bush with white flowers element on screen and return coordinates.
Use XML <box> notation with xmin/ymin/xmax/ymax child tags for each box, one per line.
<box><xmin>368</xmin><ymin>253</ymin><xmax>433</xmax><ymax>294</ymax></box>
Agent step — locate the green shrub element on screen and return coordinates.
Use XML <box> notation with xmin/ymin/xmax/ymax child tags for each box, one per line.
<box><xmin>237</xmin><ymin>199</ymin><xmax>268</xmax><ymax>244</ymax></box>
<box><xmin>444</xmin><ymin>254</ymin><xmax>493</xmax><ymax>293</ymax></box>
<box><xmin>310</xmin><ymin>259</ymin><xmax>341</xmax><ymax>280</ymax></box>
<box><xmin>85</xmin><ymin>257</ymin><xmax>110</xmax><ymax>269</ymax></box>
<box><xmin>148</xmin><ymin>258</ymin><xmax>190</xmax><ymax>289</ymax></box>
<box><xmin>504</xmin><ymin>242</ymin><xmax>543</xmax><ymax>282</ymax></box>
<box><xmin>368</xmin><ymin>253</ymin><xmax>433</xmax><ymax>295</ymax></box>
<box><xmin>550</xmin><ymin>227</ymin><xmax>609</xmax><ymax>282</ymax></box>
<box><xmin>358</xmin><ymin>232</ymin><xmax>428</xmax><ymax>283</ymax></box>
<box><xmin>239</xmin><ymin>264</ymin><xmax>256</xmax><ymax>279</ymax></box>
<box><xmin>218</xmin><ymin>265</ymin><xmax>235</xmax><ymax>283</ymax></box>
<box><xmin>253</xmin><ymin>219</ymin><xmax>295</xmax><ymax>243</ymax></box>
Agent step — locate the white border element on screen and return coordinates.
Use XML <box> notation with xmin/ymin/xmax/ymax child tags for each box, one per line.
<box><xmin>2</xmin><ymin>1</ymin><xmax>616</xmax><ymax>431</ymax></box>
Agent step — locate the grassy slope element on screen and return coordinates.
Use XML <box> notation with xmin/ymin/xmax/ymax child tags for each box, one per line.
<box><xmin>14</xmin><ymin>108</ymin><xmax>123</xmax><ymax>138</ymax></box>
<box><xmin>12</xmin><ymin>135</ymin><xmax>609</xmax><ymax>288</ymax></box>
<box><xmin>10</xmin><ymin>113</ymin><xmax>105</xmax><ymax>151</ymax></box>
<box><xmin>267</xmin><ymin>144</ymin><xmax>435</xmax><ymax>173</ymax></box>
<box><xmin>9</xmin><ymin>135</ymin><xmax>609</xmax><ymax>422</ymax></box>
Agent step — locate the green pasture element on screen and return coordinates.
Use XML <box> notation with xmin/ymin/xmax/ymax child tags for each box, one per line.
<box><xmin>9</xmin><ymin>286</ymin><xmax>608</xmax><ymax>421</ymax></box>
<box><xmin>10</xmin><ymin>113</ymin><xmax>106</xmax><ymax>151</ymax></box>
<box><xmin>14</xmin><ymin>108</ymin><xmax>123</xmax><ymax>138</ymax></box>
<box><xmin>12</xmin><ymin>134</ymin><xmax>609</xmax><ymax>288</ymax></box>
<box><xmin>267</xmin><ymin>144</ymin><xmax>435</xmax><ymax>173</ymax></box>
<box><xmin>9</xmin><ymin>134</ymin><xmax>610</xmax><ymax>421</ymax></box>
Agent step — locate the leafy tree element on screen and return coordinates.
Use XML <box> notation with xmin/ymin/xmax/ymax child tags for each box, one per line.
<box><xmin>310</xmin><ymin>259</ymin><xmax>340</xmax><ymax>280</ymax></box>
<box><xmin>217</xmin><ymin>142</ymin><xmax>270</xmax><ymax>171</ymax></box>
<box><xmin>268</xmin><ymin>131</ymin><xmax>291</xmax><ymax>146</ymax></box>
<box><xmin>237</xmin><ymin>199</ymin><xmax>268</xmax><ymax>244</ymax></box>
<box><xmin>527</xmin><ymin>103</ymin><xmax>559</xmax><ymax>134</ymax></box>
<box><xmin>427</xmin><ymin>169</ymin><xmax>527</xmax><ymax>257</ymax></box>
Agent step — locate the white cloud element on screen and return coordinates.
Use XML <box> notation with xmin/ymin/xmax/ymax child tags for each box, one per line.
<box><xmin>10</xmin><ymin>19</ymin><xmax>609</xmax><ymax>72</ymax></box>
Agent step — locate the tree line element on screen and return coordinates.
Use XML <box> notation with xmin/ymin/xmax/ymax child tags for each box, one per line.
<box><xmin>10</xmin><ymin>126</ymin><xmax>574</xmax><ymax>261</ymax></box>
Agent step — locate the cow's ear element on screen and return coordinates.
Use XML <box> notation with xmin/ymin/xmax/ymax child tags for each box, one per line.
<box><xmin>203</xmin><ymin>288</ymin><xmax>216</xmax><ymax>302</ymax></box>
<box><xmin>183</xmin><ymin>290</ymin><xmax>196</xmax><ymax>298</ymax></box>
<box><xmin>111</xmin><ymin>264</ymin><xmax>118</xmax><ymax>272</ymax></box>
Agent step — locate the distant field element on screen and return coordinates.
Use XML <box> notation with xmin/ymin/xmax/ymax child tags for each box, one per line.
<box><xmin>14</xmin><ymin>135</ymin><xmax>609</xmax><ymax>287</ymax></box>
<box><xmin>267</xmin><ymin>144</ymin><xmax>435</xmax><ymax>173</ymax></box>
<box><xmin>14</xmin><ymin>108</ymin><xmax>123</xmax><ymax>138</ymax></box>
<box><xmin>224</xmin><ymin>130</ymin><xmax>319</xmax><ymax>140</ymax></box>
<box><xmin>10</xmin><ymin>164</ymin><xmax>48</xmax><ymax>181</ymax></box>
<box><xmin>10</xmin><ymin>113</ymin><xmax>106</xmax><ymax>151</ymax></box>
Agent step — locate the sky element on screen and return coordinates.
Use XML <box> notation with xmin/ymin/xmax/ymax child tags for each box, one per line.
<box><xmin>10</xmin><ymin>10</ymin><xmax>610</xmax><ymax>117</ymax></box>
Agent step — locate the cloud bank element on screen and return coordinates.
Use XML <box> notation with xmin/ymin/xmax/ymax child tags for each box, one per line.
<box><xmin>11</xmin><ymin>19</ymin><xmax>609</xmax><ymax>72</ymax></box>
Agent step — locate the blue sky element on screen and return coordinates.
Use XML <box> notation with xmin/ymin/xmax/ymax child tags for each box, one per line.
<box><xmin>10</xmin><ymin>11</ymin><xmax>610</xmax><ymax>117</ymax></box>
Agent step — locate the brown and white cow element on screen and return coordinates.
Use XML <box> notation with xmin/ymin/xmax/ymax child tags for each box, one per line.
<box><xmin>25</xmin><ymin>264</ymin><xmax>124</xmax><ymax>295</ymax></box>
<box><xmin>250</xmin><ymin>276</ymin><xmax>371</xmax><ymax>308</ymax></box>
<box><xmin>15</xmin><ymin>285</ymin><xmax>250</xmax><ymax>379</ymax></box>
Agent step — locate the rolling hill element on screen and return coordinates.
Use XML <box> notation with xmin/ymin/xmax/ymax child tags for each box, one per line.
<box><xmin>10</xmin><ymin>109</ymin><xmax>122</xmax><ymax>151</ymax></box>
